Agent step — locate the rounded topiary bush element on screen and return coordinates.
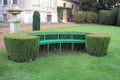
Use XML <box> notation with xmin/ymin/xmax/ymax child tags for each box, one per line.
<box><xmin>86</xmin><ymin>34</ymin><xmax>110</xmax><ymax>56</ymax></box>
<box><xmin>4</xmin><ymin>33</ymin><xmax>39</xmax><ymax>62</ymax></box>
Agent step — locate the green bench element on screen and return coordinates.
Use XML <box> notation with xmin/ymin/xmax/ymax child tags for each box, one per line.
<box><xmin>32</xmin><ymin>33</ymin><xmax>86</xmax><ymax>53</ymax></box>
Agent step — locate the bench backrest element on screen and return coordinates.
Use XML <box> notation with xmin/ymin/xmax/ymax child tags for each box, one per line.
<box><xmin>32</xmin><ymin>33</ymin><xmax>86</xmax><ymax>40</ymax></box>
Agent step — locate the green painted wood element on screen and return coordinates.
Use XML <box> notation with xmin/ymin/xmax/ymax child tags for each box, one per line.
<box><xmin>43</xmin><ymin>34</ymin><xmax>46</xmax><ymax>40</ymax></box>
<box><xmin>72</xmin><ymin>43</ymin><xmax>74</xmax><ymax>51</ymax></box>
<box><xmin>47</xmin><ymin>44</ymin><xmax>49</xmax><ymax>53</ymax></box>
<box><xmin>32</xmin><ymin>33</ymin><xmax>86</xmax><ymax>53</ymax></box>
<box><xmin>39</xmin><ymin>39</ymin><xmax>85</xmax><ymax>45</ymax></box>
<box><xmin>31</xmin><ymin>33</ymin><xmax>86</xmax><ymax>37</ymax></box>
<box><xmin>60</xmin><ymin>43</ymin><xmax>62</xmax><ymax>53</ymax></box>
<box><xmin>71</xmin><ymin>34</ymin><xmax>73</xmax><ymax>39</ymax></box>
<box><xmin>57</xmin><ymin>34</ymin><xmax>60</xmax><ymax>39</ymax></box>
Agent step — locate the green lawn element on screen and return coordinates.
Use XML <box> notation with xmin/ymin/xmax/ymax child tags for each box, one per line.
<box><xmin>0</xmin><ymin>24</ymin><xmax>120</xmax><ymax>80</ymax></box>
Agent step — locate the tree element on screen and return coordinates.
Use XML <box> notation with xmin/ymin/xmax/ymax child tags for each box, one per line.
<box><xmin>78</xmin><ymin>0</ymin><xmax>119</xmax><ymax>12</ymax></box>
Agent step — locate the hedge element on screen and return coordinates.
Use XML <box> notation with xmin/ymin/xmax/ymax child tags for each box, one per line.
<box><xmin>117</xmin><ymin>8</ymin><xmax>120</xmax><ymax>26</ymax></box>
<box><xmin>75</xmin><ymin>11</ymin><xmax>98</xmax><ymax>23</ymax></box>
<box><xmin>75</xmin><ymin>11</ymin><xmax>87</xmax><ymax>23</ymax></box>
<box><xmin>4</xmin><ymin>33</ymin><xmax>39</xmax><ymax>62</ymax></box>
<box><xmin>86</xmin><ymin>11</ymin><xmax>98</xmax><ymax>23</ymax></box>
<box><xmin>99</xmin><ymin>10</ymin><xmax>111</xmax><ymax>25</ymax></box>
<box><xmin>109</xmin><ymin>8</ymin><xmax>118</xmax><ymax>25</ymax></box>
<box><xmin>86</xmin><ymin>33</ymin><xmax>110</xmax><ymax>56</ymax></box>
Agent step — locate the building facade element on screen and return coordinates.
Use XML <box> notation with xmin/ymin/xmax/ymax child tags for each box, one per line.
<box><xmin>58</xmin><ymin>0</ymin><xmax>79</xmax><ymax>20</ymax></box>
<box><xmin>0</xmin><ymin>0</ymin><xmax>79</xmax><ymax>24</ymax></box>
<box><xmin>0</xmin><ymin>0</ymin><xmax>58</xmax><ymax>24</ymax></box>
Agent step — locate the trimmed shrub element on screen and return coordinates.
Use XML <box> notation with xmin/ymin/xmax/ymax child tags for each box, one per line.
<box><xmin>117</xmin><ymin>8</ymin><xmax>120</xmax><ymax>27</ymax></box>
<box><xmin>86</xmin><ymin>11</ymin><xmax>98</xmax><ymax>23</ymax></box>
<box><xmin>4</xmin><ymin>33</ymin><xmax>39</xmax><ymax>62</ymax></box>
<box><xmin>75</xmin><ymin>11</ymin><xmax>87</xmax><ymax>23</ymax></box>
<box><xmin>99</xmin><ymin>10</ymin><xmax>111</xmax><ymax>25</ymax></box>
<box><xmin>33</xmin><ymin>11</ymin><xmax>40</xmax><ymax>31</ymax></box>
<box><xmin>109</xmin><ymin>8</ymin><xmax>118</xmax><ymax>25</ymax></box>
<box><xmin>75</xmin><ymin>11</ymin><xmax>98</xmax><ymax>23</ymax></box>
<box><xmin>86</xmin><ymin>33</ymin><xmax>110</xmax><ymax>56</ymax></box>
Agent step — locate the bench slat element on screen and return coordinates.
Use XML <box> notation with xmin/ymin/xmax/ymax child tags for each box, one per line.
<box><xmin>39</xmin><ymin>39</ymin><xmax>85</xmax><ymax>45</ymax></box>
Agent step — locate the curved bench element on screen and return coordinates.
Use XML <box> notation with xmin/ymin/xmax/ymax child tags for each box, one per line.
<box><xmin>32</xmin><ymin>33</ymin><xmax>86</xmax><ymax>53</ymax></box>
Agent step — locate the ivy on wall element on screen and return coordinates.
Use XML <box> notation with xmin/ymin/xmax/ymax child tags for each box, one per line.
<box><xmin>57</xmin><ymin>7</ymin><xmax>72</xmax><ymax>22</ymax></box>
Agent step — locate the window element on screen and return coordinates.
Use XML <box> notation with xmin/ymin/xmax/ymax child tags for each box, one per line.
<box><xmin>63</xmin><ymin>3</ymin><xmax>66</xmax><ymax>8</ymax></box>
<box><xmin>46</xmin><ymin>0</ymin><xmax>52</xmax><ymax>8</ymax></box>
<box><xmin>72</xmin><ymin>5</ymin><xmax>74</xmax><ymax>9</ymax></box>
<box><xmin>32</xmin><ymin>0</ymin><xmax>40</xmax><ymax>6</ymax></box>
<box><xmin>3</xmin><ymin>0</ymin><xmax>7</xmax><ymax>5</ymax></box>
<box><xmin>13</xmin><ymin>0</ymin><xmax>17</xmax><ymax>4</ymax></box>
<box><xmin>3</xmin><ymin>14</ymin><xmax>8</xmax><ymax>20</ymax></box>
<box><xmin>47</xmin><ymin>15</ymin><xmax>52</xmax><ymax>22</ymax></box>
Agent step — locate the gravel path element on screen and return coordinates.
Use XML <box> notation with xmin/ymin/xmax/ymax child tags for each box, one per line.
<box><xmin>0</xmin><ymin>23</ymin><xmax>79</xmax><ymax>50</ymax></box>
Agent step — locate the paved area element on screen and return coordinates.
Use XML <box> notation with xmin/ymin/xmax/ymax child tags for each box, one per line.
<box><xmin>0</xmin><ymin>22</ymin><xmax>79</xmax><ymax>50</ymax></box>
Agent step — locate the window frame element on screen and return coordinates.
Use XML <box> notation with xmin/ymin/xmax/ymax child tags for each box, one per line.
<box><xmin>46</xmin><ymin>0</ymin><xmax>52</xmax><ymax>8</ymax></box>
<box><xmin>63</xmin><ymin>3</ymin><xmax>66</xmax><ymax>8</ymax></box>
<box><xmin>12</xmin><ymin>0</ymin><xmax>18</xmax><ymax>4</ymax></box>
<box><xmin>32</xmin><ymin>0</ymin><xmax>40</xmax><ymax>6</ymax></box>
<box><xmin>3</xmin><ymin>0</ymin><xmax>7</xmax><ymax>5</ymax></box>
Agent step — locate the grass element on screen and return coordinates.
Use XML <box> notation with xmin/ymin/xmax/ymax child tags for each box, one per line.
<box><xmin>0</xmin><ymin>24</ymin><xmax>120</xmax><ymax>80</ymax></box>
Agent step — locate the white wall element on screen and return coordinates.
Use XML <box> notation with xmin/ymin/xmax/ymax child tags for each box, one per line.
<box><xmin>40</xmin><ymin>11</ymin><xmax>47</xmax><ymax>23</ymax></box>
<box><xmin>0</xmin><ymin>0</ymin><xmax>58</xmax><ymax>24</ymax></box>
<box><xmin>0</xmin><ymin>2</ymin><xmax>3</xmax><ymax>21</ymax></box>
<box><xmin>51</xmin><ymin>12</ymin><xmax>57</xmax><ymax>23</ymax></box>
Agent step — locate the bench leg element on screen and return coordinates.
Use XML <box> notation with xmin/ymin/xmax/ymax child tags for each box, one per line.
<box><xmin>60</xmin><ymin>43</ymin><xmax>62</xmax><ymax>53</ymax></box>
<box><xmin>47</xmin><ymin>44</ymin><xmax>50</xmax><ymax>53</ymax></box>
<box><xmin>71</xmin><ymin>43</ymin><xmax>74</xmax><ymax>51</ymax></box>
<box><xmin>44</xmin><ymin>45</ymin><xmax>46</xmax><ymax>52</ymax></box>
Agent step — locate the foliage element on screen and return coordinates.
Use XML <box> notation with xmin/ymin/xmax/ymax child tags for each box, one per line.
<box><xmin>66</xmin><ymin>8</ymin><xmax>72</xmax><ymax>22</ymax></box>
<box><xmin>86</xmin><ymin>11</ymin><xmax>98</xmax><ymax>23</ymax></box>
<box><xmin>117</xmin><ymin>8</ymin><xmax>120</xmax><ymax>26</ymax></box>
<box><xmin>57</xmin><ymin>7</ymin><xmax>72</xmax><ymax>22</ymax></box>
<box><xmin>79</xmin><ymin>0</ymin><xmax>119</xmax><ymax>12</ymax></box>
<box><xmin>98</xmin><ymin>7</ymin><xmax>120</xmax><ymax>26</ymax></box>
<box><xmin>98</xmin><ymin>10</ymin><xmax>111</xmax><ymax>24</ymax></box>
<box><xmin>86</xmin><ymin>33</ymin><xmax>110</xmax><ymax>56</ymax></box>
<box><xmin>109</xmin><ymin>7</ymin><xmax>119</xmax><ymax>25</ymax></box>
<box><xmin>4</xmin><ymin>33</ymin><xmax>39</xmax><ymax>62</ymax></box>
<box><xmin>57</xmin><ymin>7</ymin><xmax>64</xmax><ymax>22</ymax></box>
<box><xmin>75</xmin><ymin>11</ymin><xmax>98</xmax><ymax>23</ymax></box>
<box><xmin>74</xmin><ymin>11</ymin><xmax>87</xmax><ymax>23</ymax></box>
<box><xmin>33</xmin><ymin>11</ymin><xmax>40</xmax><ymax>31</ymax></box>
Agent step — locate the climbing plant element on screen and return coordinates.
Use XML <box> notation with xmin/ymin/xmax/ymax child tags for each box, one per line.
<box><xmin>57</xmin><ymin>7</ymin><xmax>72</xmax><ymax>22</ymax></box>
